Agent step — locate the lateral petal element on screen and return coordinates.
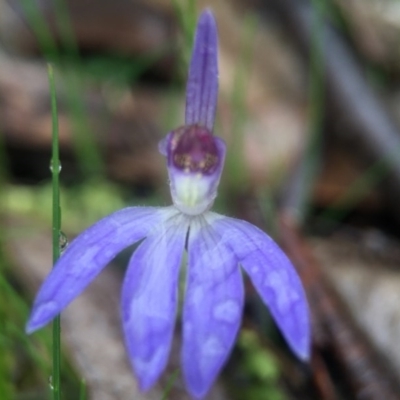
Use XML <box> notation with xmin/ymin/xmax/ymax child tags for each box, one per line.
<box><xmin>121</xmin><ymin>213</ymin><xmax>188</xmax><ymax>391</ymax></box>
<box><xmin>183</xmin><ymin>217</ymin><xmax>244</xmax><ymax>398</ymax></box>
<box><xmin>185</xmin><ymin>9</ymin><xmax>219</xmax><ymax>130</ymax></box>
<box><xmin>26</xmin><ymin>207</ymin><xmax>177</xmax><ymax>333</ymax></box>
<box><xmin>209</xmin><ymin>213</ymin><xmax>310</xmax><ymax>361</ymax></box>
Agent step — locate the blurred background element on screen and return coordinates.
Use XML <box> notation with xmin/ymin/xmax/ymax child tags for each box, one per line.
<box><xmin>1</xmin><ymin>0</ymin><xmax>400</xmax><ymax>399</ymax></box>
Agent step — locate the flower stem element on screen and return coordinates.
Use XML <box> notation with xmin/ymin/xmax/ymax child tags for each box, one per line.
<box><xmin>48</xmin><ymin>63</ymin><xmax>62</xmax><ymax>400</ymax></box>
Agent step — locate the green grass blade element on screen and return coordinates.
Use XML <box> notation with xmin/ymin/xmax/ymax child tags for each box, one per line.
<box><xmin>48</xmin><ymin>63</ymin><xmax>62</xmax><ymax>400</ymax></box>
<box><xmin>79</xmin><ymin>378</ymin><xmax>86</xmax><ymax>400</ymax></box>
<box><xmin>296</xmin><ymin>0</ymin><xmax>326</xmax><ymax>223</ymax></box>
<box><xmin>160</xmin><ymin>369</ymin><xmax>180</xmax><ymax>400</ymax></box>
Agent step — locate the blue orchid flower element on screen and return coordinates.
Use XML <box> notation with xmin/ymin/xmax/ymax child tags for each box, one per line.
<box><xmin>26</xmin><ymin>9</ymin><xmax>310</xmax><ymax>399</ymax></box>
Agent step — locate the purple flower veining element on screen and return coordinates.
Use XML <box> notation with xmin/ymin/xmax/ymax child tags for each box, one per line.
<box><xmin>26</xmin><ymin>10</ymin><xmax>310</xmax><ymax>399</ymax></box>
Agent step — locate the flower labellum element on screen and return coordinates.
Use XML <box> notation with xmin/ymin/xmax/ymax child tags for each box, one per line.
<box><xmin>26</xmin><ymin>9</ymin><xmax>310</xmax><ymax>399</ymax></box>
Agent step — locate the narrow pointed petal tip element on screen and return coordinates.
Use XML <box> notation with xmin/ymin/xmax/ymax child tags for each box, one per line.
<box><xmin>198</xmin><ymin>9</ymin><xmax>217</xmax><ymax>29</ymax></box>
<box><xmin>185</xmin><ymin>9</ymin><xmax>219</xmax><ymax>130</ymax></box>
<box><xmin>290</xmin><ymin>316</ymin><xmax>311</xmax><ymax>362</ymax></box>
<box><xmin>298</xmin><ymin>340</ymin><xmax>311</xmax><ymax>363</ymax></box>
<box><xmin>26</xmin><ymin>300</ymin><xmax>60</xmax><ymax>334</ymax></box>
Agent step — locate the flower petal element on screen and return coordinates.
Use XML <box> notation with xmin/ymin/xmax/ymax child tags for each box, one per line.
<box><xmin>209</xmin><ymin>214</ymin><xmax>310</xmax><ymax>361</ymax></box>
<box><xmin>185</xmin><ymin>9</ymin><xmax>218</xmax><ymax>130</ymax></box>
<box><xmin>183</xmin><ymin>217</ymin><xmax>243</xmax><ymax>398</ymax></box>
<box><xmin>121</xmin><ymin>213</ymin><xmax>188</xmax><ymax>391</ymax></box>
<box><xmin>26</xmin><ymin>207</ymin><xmax>177</xmax><ymax>333</ymax></box>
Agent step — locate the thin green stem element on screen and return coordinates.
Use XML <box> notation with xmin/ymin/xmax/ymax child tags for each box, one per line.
<box><xmin>48</xmin><ymin>64</ymin><xmax>62</xmax><ymax>400</ymax></box>
<box><xmin>160</xmin><ymin>369</ymin><xmax>180</xmax><ymax>400</ymax></box>
<box><xmin>79</xmin><ymin>378</ymin><xmax>86</xmax><ymax>400</ymax></box>
<box><xmin>171</xmin><ymin>0</ymin><xmax>197</xmax><ymax>62</ymax></box>
<box><xmin>18</xmin><ymin>0</ymin><xmax>58</xmax><ymax>60</ymax></box>
<box><xmin>297</xmin><ymin>0</ymin><xmax>325</xmax><ymax>223</ymax></box>
<box><xmin>227</xmin><ymin>14</ymin><xmax>256</xmax><ymax>190</ymax></box>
